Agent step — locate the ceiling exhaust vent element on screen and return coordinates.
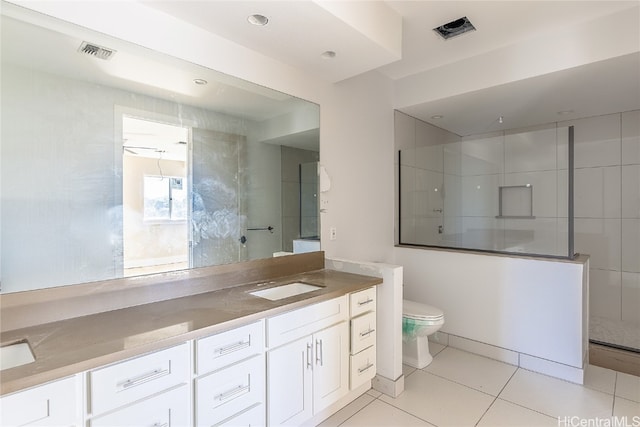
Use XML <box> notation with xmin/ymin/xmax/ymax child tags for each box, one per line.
<box><xmin>433</xmin><ymin>16</ymin><xmax>476</xmax><ymax>40</ymax></box>
<box><xmin>78</xmin><ymin>41</ymin><xmax>116</xmax><ymax>60</ymax></box>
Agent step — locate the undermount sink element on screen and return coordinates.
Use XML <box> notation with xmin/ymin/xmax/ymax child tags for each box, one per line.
<box><xmin>1</xmin><ymin>340</ymin><xmax>35</xmax><ymax>370</ymax></box>
<box><xmin>249</xmin><ymin>282</ymin><xmax>323</xmax><ymax>301</ymax></box>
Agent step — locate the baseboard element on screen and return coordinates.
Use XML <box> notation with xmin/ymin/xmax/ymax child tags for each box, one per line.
<box><xmin>372</xmin><ymin>373</ymin><xmax>405</xmax><ymax>398</ymax></box>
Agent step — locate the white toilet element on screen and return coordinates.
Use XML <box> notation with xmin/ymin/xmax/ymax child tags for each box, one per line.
<box><xmin>402</xmin><ymin>299</ymin><xmax>445</xmax><ymax>368</ymax></box>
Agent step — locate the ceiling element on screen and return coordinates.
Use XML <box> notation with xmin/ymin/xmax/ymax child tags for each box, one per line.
<box><xmin>144</xmin><ymin>0</ymin><xmax>640</xmax><ymax>136</ymax></box>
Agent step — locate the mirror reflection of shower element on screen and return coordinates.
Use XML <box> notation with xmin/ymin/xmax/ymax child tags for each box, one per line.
<box><xmin>299</xmin><ymin>161</ymin><xmax>319</xmax><ymax>240</ymax></box>
<box><xmin>122</xmin><ymin>116</ymin><xmax>190</xmax><ymax>277</ymax></box>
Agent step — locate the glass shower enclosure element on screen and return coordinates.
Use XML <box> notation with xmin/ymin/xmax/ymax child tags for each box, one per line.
<box><xmin>399</xmin><ymin>124</ymin><xmax>575</xmax><ymax>259</ymax></box>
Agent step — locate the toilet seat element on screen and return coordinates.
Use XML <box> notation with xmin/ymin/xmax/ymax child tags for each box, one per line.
<box><xmin>403</xmin><ymin>299</ymin><xmax>444</xmax><ymax>322</ymax></box>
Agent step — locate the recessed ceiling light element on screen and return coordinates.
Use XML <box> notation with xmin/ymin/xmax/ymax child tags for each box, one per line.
<box><xmin>247</xmin><ymin>14</ymin><xmax>269</xmax><ymax>26</ymax></box>
<box><xmin>321</xmin><ymin>50</ymin><xmax>337</xmax><ymax>59</ymax></box>
<box><xmin>193</xmin><ymin>78</ymin><xmax>208</xmax><ymax>85</ymax></box>
<box><xmin>430</xmin><ymin>114</ymin><xmax>444</xmax><ymax>119</ymax></box>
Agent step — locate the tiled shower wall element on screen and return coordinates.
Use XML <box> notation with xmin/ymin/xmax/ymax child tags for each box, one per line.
<box><xmin>564</xmin><ymin>111</ymin><xmax>639</xmax><ymax>350</ymax></box>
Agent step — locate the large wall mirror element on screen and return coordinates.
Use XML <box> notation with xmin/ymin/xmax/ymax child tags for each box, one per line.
<box><xmin>0</xmin><ymin>3</ymin><xmax>320</xmax><ymax>293</ymax></box>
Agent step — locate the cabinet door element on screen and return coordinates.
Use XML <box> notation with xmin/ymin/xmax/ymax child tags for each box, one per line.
<box><xmin>267</xmin><ymin>336</ymin><xmax>313</xmax><ymax>426</ymax></box>
<box><xmin>313</xmin><ymin>321</ymin><xmax>349</xmax><ymax>414</ymax></box>
<box><xmin>0</xmin><ymin>376</ymin><xmax>80</xmax><ymax>427</ymax></box>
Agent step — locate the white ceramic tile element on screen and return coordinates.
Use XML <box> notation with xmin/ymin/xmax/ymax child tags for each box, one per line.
<box><xmin>461</xmin><ymin>217</ymin><xmax>504</xmax><ymax>251</ymax></box>
<box><xmin>366</xmin><ymin>388</ymin><xmax>382</xmax><ymax>399</ymax></box>
<box><xmin>341</xmin><ymin>399</ymin><xmax>435</xmax><ymax>427</ymax></box>
<box><xmin>424</xmin><ymin>347</ymin><xmax>517</xmax><ymax>396</ymax></box>
<box><xmin>505</xmin><ymin>127</ymin><xmax>557</xmax><ymax>173</ymax></box>
<box><xmin>428</xmin><ymin>340</ymin><xmax>446</xmax><ymax>357</ymax></box>
<box><xmin>503</xmin><ymin>218</ymin><xmax>558</xmax><ymax>256</ymax></box>
<box><xmin>583</xmin><ymin>364</ymin><xmax>617</xmax><ymax>395</ymax></box>
<box><xmin>443</xmin><ymin>173</ymin><xmax>461</xmax><ymax>217</ymax></box>
<box><xmin>574</xmin><ymin>218</ymin><xmax>621</xmax><ymax>270</ymax></box>
<box><xmin>444</xmin><ymin>141</ymin><xmax>462</xmax><ymax>175</ymax></box>
<box><xmin>415</xmin><ymin>144</ymin><xmax>444</xmax><ymax>173</ymax></box>
<box><xmin>622</xmin><ymin>219</ymin><xmax>640</xmax><ymax>272</ymax></box>
<box><xmin>414</xmin><ymin>217</ymin><xmax>442</xmax><ymax>246</ymax></box>
<box><xmin>613</xmin><ymin>396</ymin><xmax>640</xmax><ymax>418</ymax></box>
<box><xmin>622</xmin><ymin>165</ymin><xmax>640</xmax><ymax>218</ymax></box>
<box><xmin>621</xmin><ymin>272</ymin><xmax>640</xmax><ymax>324</ymax></box>
<box><xmin>461</xmin><ymin>174</ymin><xmax>502</xmax><ymax>217</ymax></box>
<box><xmin>477</xmin><ymin>399</ymin><xmax>557</xmax><ymax>427</ymax></box>
<box><xmin>557</xmin><ymin>126</ymin><xmax>569</xmax><ymax>169</ymax></box>
<box><xmin>562</xmin><ymin>114</ymin><xmax>621</xmax><ymax>168</ymax></box>
<box><xmin>415</xmin><ymin>169</ymin><xmax>443</xmax><ymax>214</ymax></box>
<box><xmin>574</xmin><ymin>167</ymin><xmax>621</xmax><ymax>219</ymax></box>
<box><xmin>504</xmin><ymin>171</ymin><xmax>557</xmax><ymax>217</ymax></box>
<box><xmin>616</xmin><ymin>372</ymin><xmax>640</xmax><ymax>402</ymax></box>
<box><xmin>403</xmin><ymin>363</ymin><xmax>417</xmax><ymax>378</ymax></box>
<box><xmin>621</xmin><ymin>110</ymin><xmax>640</xmax><ymax>165</ymax></box>
<box><xmin>461</xmin><ymin>134</ymin><xmax>504</xmax><ymax>176</ymax></box>
<box><xmin>500</xmin><ymin>369</ymin><xmax>614</xmax><ymax>418</ymax></box>
<box><xmin>380</xmin><ymin>370</ymin><xmax>495</xmax><ymax>427</ymax></box>
<box><xmin>589</xmin><ymin>269</ymin><xmax>622</xmax><ymax>321</ymax></box>
<box><xmin>448</xmin><ymin>335</ymin><xmax>519</xmax><ymax>366</ymax></box>
<box><xmin>317</xmin><ymin>394</ymin><xmax>376</xmax><ymax>427</ymax></box>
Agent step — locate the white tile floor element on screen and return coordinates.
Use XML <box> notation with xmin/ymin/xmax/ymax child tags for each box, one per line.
<box><xmin>319</xmin><ymin>345</ymin><xmax>640</xmax><ymax>427</ymax></box>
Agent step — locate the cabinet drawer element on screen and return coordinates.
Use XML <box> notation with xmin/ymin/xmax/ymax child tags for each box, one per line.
<box><xmin>196</xmin><ymin>354</ymin><xmax>265</xmax><ymax>426</ymax></box>
<box><xmin>88</xmin><ymin>342</ymin><xmax>190</xmax><ymax>416</ymax></box>
<box><xmin>0</xmin><ymin>376</ymin><xmax>80</xmax><ymax>427</ymax></box>
<box><xmin>89</xmin><ymin>384</ymin><xmax>190</xmax><ymax>427</ymax></box>
<box><xmin>349</xmin><ymin>287</ymin><xmax>376</xmax><ymax>318</ymax></box>
<box><xmin>197</xmin><ymin>321</ymin><xmax>264</xmax><ymax>375</ymax></box>
<box><xmin>266</xmin><ymin>295</ymin><xmax>348</xmax><ymax>348</ymax></box>
<box><xmin>212</xmin><ymin>403</ymin><xmax>264</xmax><ymax>427</ymax></box>
<box><xmin>350</xmin><ymin>345</ymin><xmax>376</xmax><ymax>390</ymax></box>
<box><xmin>350</xmin><ymin>311</ymin><xmax>376</xmax><ymax>355</ymax></box>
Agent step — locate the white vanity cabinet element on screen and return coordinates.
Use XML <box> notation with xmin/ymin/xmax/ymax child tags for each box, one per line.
<box><xmin>349</xmin><ymin>287</ymin><xmax>377</xmax><ymax>389</ymax></box>
<box><xmin>86</xmin><ymin>342</ymin><xmax>191</xmax><ymax>426</ymax></box>
<box><xmin>194</xmin><ymin>320</ymin><xmax>265</xmax><ymax>427</ymax></box>
<box><xmin>266</xmin><ymin>295</ymin><xmax>350</xmax><ymax>426</ymax></box>
<box><xmin>0</xmin><ymin>375</ymin><xmax>82</xmax><ymax>427</ymax></box>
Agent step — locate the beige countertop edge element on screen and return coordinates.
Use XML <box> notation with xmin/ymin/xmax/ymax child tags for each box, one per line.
<box><xmin>0</xmin><ymin>269</ymin><xmax>381</xmax><ymax>396</ymax></box>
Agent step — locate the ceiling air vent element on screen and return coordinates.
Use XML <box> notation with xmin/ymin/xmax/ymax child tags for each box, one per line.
<box><xmin>433</xmin><ymin>16</ymin><xmax>476</xmax><ymax>40</ymax></box>
<box><xmin>78</xmin><ymin>41</ymin><xmax>116</xmax><ymax>60</ymax></box>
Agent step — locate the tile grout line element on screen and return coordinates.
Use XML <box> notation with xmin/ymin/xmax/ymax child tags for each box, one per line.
<box><xmin>334</xmin><ymin>394</ymin><xmax>379</xmax><ymax>427</ymax></box>
<box><xmin>473</xmin><ymin>365</ymin><xmax>521</xmax><ymax>426</ymax></box>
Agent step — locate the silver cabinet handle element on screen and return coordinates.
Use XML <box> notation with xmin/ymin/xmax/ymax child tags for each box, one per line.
<box><xmin>358</xmin><ymin>363</ymin><xmax>375</xmax><ymax>374</ymax></box>
<box><xmin>316</xmin><ymin>339</ymin><xmax>323</xmax><ymax>366</ymax></box>
<box><xmin>152</xmin><ymin>423</ymin><xmax>168</xmax><ymax>427</ymax></box>
<box><xmin>216</xmin><ymin>384</ymin><xmax>250</xmax><ymax>402</ymax></box>
<box><xmin>306</xmin><ymin>342</ymin><xmax>312</xmax><ymax>369</ymax></box>
<box><xmin>120</xmin><ymin>367</ymin><xmax>170</xmax><ymax>390</ymax></box>
<box><xmin>217</xmin><ymin>340</ymin><xmax>251</xmax><ymax>356</ymax></box>
<box><xmin>360</xmin><ymin>328</ymin><xmax>375</xmax><ymax>337</ymax></box>
<box><xmin>358</xmin><ymin>298</ymin><xmax>374</xmax><ymax>306</ymax></box>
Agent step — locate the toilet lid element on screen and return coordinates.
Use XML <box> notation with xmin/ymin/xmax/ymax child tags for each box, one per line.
<box><xmin>403</xmin><ymin>299</ymin><xmax>444</xmax><ymax>321</ymax></box>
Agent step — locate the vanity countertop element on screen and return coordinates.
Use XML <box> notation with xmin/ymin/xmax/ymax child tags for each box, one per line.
<box><xmin>0</xmin><ymin>268</ymin><xmax>381</xmax><ymax>396</ymax></box>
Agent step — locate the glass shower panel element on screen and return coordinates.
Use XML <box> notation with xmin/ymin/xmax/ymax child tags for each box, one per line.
<box><xmin>399</xmin><ymin>124</ymin><xmax>574</xmax><ymax>259</ymax></box>
<box><xmin>299</xmin><ymin>161</ymin><xmax>319</xmax><ymax>239</ymax></box>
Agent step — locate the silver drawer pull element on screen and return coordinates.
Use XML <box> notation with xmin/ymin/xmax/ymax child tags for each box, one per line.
<box><xmin>360</xmin><ymin>328</ymin><xmax>375</xmax><ymax>337</ymax></box>
<box><xmin>217</xmin><ymin>340</ymin><xmax>251</xmax><ymax>356</ymax></box>
<box><xmin>357</xmin><ymin>298</ymin><xmax>374</xmax><ymax>306</ymax></box>
<box><xmin>152</xmin><ymin>423</ymin><xmax>168</xmax><ymax>427</ymax></box>
<box><xmin>120</xmin><ymin>367</ymin><xmax>170</xmax><ymax>390</ymax></box>
<box><xmin>216</xmin><ymin>384</ymin><xmax>250</xmax><ymax>401</ymax></box>
<box><xmin>358</xmin><ymin>363</ymin><xmax>375</xmax><ymax>374</ymax></box>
